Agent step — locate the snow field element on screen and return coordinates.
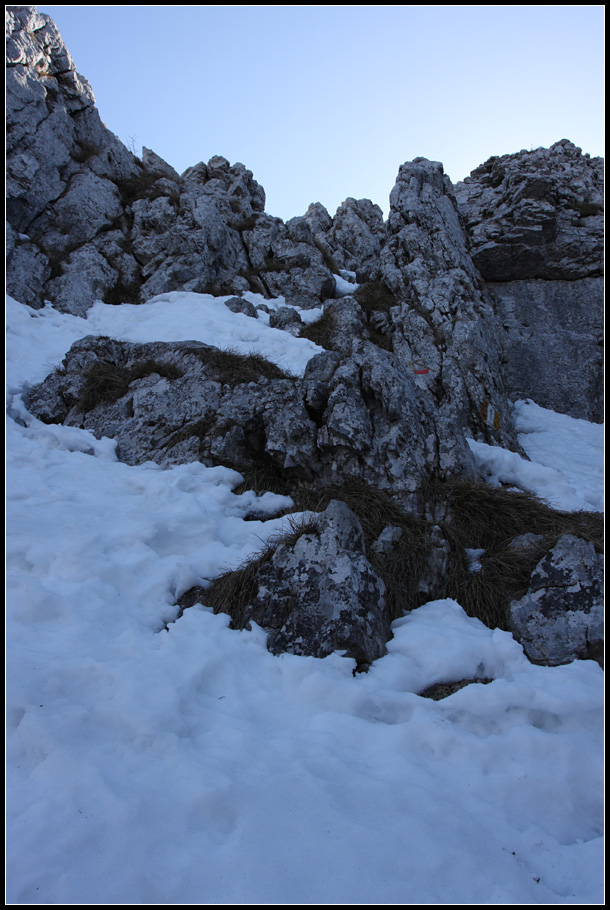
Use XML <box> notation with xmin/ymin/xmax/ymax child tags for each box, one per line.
<box><xmin>6</xmin><ymin>293</ymin><xmax>604</xmax><ymax>903</ymax></box>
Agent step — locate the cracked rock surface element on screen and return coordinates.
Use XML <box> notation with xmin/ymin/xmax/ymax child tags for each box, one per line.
<box><xmin>509</xmin><ymin>535</ymin><xmax>604</xmax><ymax>665</ymax></box>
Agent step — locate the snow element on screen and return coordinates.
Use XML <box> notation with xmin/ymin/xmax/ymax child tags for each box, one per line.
<box><xmin>6</xmin><ymin>293</ymin><xmax>604</xmax><ymax>904</ymax></box>
<box><xmin>467</xmin><ymin>400</ymin><xmax>604</xmax><ymax>512</ymax></box>
<box><xmin>333</xmin><ymin>271</ymin><xmax>359</xmax><ymax>296</ymax></box>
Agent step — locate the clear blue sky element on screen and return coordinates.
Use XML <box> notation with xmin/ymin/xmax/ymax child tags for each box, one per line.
<box><xmin>36</xmin><ymin>5</ymin><xmax>605</xmax><ymax>222</ymax></box>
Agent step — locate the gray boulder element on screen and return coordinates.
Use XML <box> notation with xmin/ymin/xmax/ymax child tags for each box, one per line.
<box><xmin>509</xmin><ymin>535</ymin><xmax>604</xmax><ymax>666</ymax></box>
<box><xmin>223</xmin><ymin>296</ymin><xmax>258</xmax><ymax>318</ymax></box>
<box><xmin>207</xmin><ymin>501</ymin><xmax>391</xmax><ymax>666</ymax></box>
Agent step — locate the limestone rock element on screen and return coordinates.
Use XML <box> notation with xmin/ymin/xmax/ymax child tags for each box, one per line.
<box><xmin>210</xmin><ymin>501</ymin><xmax>391</xmax><ymax>666</ymax></box>
<box><xmin>509</xmin><ymin>535</ymin><xmax>604</xmax><ymax>666</ymax></box>
<box><xmin>27</xmin><ymin>329</ymin><xmax>477</xmax><ymax>505</ymax></box>
<box><xmin>455</xmin><ymin>140</ymin><xmax>604</xmax><ymax>282</ymax></box>
<box><xmin>381</xmin><ymin>157</ymin><xmax>521</xmax><ymax>455</ymax></box>
<box><xmin>223</xmin><ymin>296</ymin><xmax>258</xmax><ymax>318</ymax></box>
<box><xmin>454</xmin><ymin>141</ymin><xmax>604</xmax><ymax>423</ymax></box>
<box><xmin>6</xmin><ymin>5</ymin><xmax>141</xmax><ymax>310</ymax></box>
<box><xmin>268</xmin><ymin>305</ymin><xmax>303</xmax><ymax>334</ymax></box>
<box><xmin>489</xmin><ymin>277</ymin><xmax>604</xmax><ymax>423</ymax></box>
<box><xmin>324</xmin><ymin>197</ymin><xmax>386</xmax><ymax>282</ymax></box>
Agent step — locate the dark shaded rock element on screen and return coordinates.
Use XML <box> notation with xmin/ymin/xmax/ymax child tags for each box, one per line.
<box><xmin>489</xmin><ymin>277</ymin><xmax>604</xmax><ymax>423</ymax></box>
<box><xmin>223</xmin><ymin>296</ymin><xmax>258</xmax><ymax>318</ymax></box>
<box><xmin>418</xmin><ymin>678</ymin><xmax>494</xmax><ymax>700</ymax></box>
<box><xmin>268</xmin><ymin>306</ymin><xmax>303</xmax><ymax>334</ymax></box>
<box><xmin>509</xmin><ymin>535</ymin><xmax>604</xmax><ymax>666</ymax></box>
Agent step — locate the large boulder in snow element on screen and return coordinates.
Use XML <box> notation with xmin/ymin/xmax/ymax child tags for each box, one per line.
<box><xmin>509</xmin><ymin>535</ymin><xmax>604</xmax><ymax>666</ymax></box>
<box><xmin>193</xmin><ymin>500</ymin><xmax>391</xmax><ymax>667</ymax></box>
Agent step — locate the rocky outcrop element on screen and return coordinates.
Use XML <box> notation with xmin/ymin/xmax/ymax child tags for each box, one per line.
<box><xmin>6</xmin><ymin>5</ymin><xmax>141</xmax><ymax>312</ymax></box>
<box><xmin>379</xmin><ymin>158</ymin><xmax>521</xmax><ymax>461</ymax></box>
<box><xmin>454</xmin><ymin>140</ymin><xmax>603</xmax><ymax>282</ymax></box>
<box><xmin>8</xmin><ymin>7</ymin><xmax>604</xmax><ymax>668</ymax></box>
<box><xmin>5</xmin><ymin>7</ymin><xmax>337</xmax><ymax>314</ymax></box>
<box><xmin>455</xmin><ymin>141</ymin><xmax>604</xmax><ymax>423</ymax></box>
<box><xmin>26</xmin><ymin>333</ymin><xmax>476</xmax><ymax>505</ymax></box>
<box><xmin>304</xmin><ymin>197</ymin><xmax>386</xmax><ymax>282</ymax></box>
<box><xmin>509</xmin><ymin>535</ymin><xmax>604</xmax><ymax>666</ymax></box>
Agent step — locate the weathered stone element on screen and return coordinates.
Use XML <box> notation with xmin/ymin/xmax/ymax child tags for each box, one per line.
<box><xmin>27</xmin><ymin>331</ymin><xmax>476</xmax><ymax>505</ymax></box>
<box><xmin>509</xmin><ymin>535</ymin><xmax>604</xmax><ymax>666</ymax></box>
<box><xmin>44</xmin><ymin>243</ymin><xmax>118</xmax><ymax>316</ymax></box>
<box><xmin>327</xmin><ymin>197</ymin><xmax>386</xmax><ymax>282</ymax></box>
<box><xmin>381</xmin><ymin>157</ymin><xmax>521</xmax><ymax>456</ymax></box>
<box><xmin>228</xmin><ymin>501</ymin><xmax>390</xmax><ymax>665</ymax></box>
<box><xmin>455</xmin><ymin>140</ymin><xmax>604</xmax><ymax>282</ymax></box>
<box><xmin>223</xmin><ymin>296</ymin><xmax>258</xmax><ymax>318</ymax></box>
<box><xmin>268</xmin><ymin>306</ymin><xmax>303</xmax><ymax>334</ymax></box>
<box><xmin>488</xmin><ymin>278</ymin><xmax>604</xmax><ymax>423</ymax></box>
<box><xmin>6</xmin><ymin>5</ymin><xmax>141</xmax><ymax>309</ymax></box>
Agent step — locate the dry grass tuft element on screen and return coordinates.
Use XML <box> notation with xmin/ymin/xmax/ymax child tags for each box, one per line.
<box><xmin>78</xmin><ymin>359</ymin><xmax>183</xmax><ymax>412</ymax></box>
<box><xmin>431</xmin><ymin>478</ymin><xmax>604</xmax><ymax>629</ymax></box>
<box><xmin>178</xmin><ymin>513</ymin><xmax>321</xmax><ymax>628</ymax></box>
<box><xmin>182</xmin><ymin>345</ymin><xmax>294</xmax><ymax>384</ymax></box>
<box><xmin>299</xmin><ymin>309</ymin><xmax>338</xmax><ymax>350</ymax></box>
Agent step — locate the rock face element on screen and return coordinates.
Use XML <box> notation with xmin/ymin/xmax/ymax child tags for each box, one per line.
<box><xmin>486</xmin><ymin>277</ymin><xmax>604</xmax><ymax>423</ymax></box>
<box><xmin>509</xmin><ymin>536</ymin><xmax>604</xmax><ymax>666</ymax></box>
<box><xmin>6</xmin><ymin>5</ymin><xmax>141</xmax><ymax>313</ymax></box>
<box><xmin>454</xmin><ymin>140</ymin><xmax>604</xmax><ymax>282</ymax></box>
<box><xmin>8</xmin><ymin>7</ymin><xmax>604</xmax><ymax>667</ymax></box>
<box><xmin>454</xmin><ymin>141</ymin><xmax>604</xmax><ymax>422</ymax></box>
<box><xmin>26</xmin><ymin>334</ymin><xmax>472</xmax><ymax>505</ymax></box>
<box><xmin>380</xmin><ymin>157</ymin><xmax>520</xmax><ymax>458</ymax></box>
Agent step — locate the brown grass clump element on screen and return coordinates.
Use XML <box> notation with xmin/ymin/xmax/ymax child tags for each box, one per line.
<box><xmin>431</xmin><ymin>478</ymin><xmax>604</xmax><ymax>630</ymax></box>
<box><xmin>78</xmin><ymin>359</ymin><xmax>183</xmax><ymax>412</ymax></box>
<box><xmin>354</xmin><ymin>280</ymin><xmax>398</xmax><ymax>317</ymax></box>
<box><xmin>177</xmin><ymin>514</ymin><xmax>321</xmax><ymax>628</ymax></box>
<box><xmin>299</xmin><ymin>309</ymin><xmax>338</xmax><ymax>350</ymax></box>
<box><xmin>182</xmin><ymin>345</ymin><xmax>294</xmax><ymax>384</ymax></box>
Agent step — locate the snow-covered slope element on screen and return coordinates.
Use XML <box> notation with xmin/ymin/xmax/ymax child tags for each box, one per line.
<box><xmin>6</xmin><ymin>294</ymin><xmax>604</xmax><ymax>904</ymax></box>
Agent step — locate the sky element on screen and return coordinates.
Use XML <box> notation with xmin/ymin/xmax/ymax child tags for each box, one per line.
<box><xmin>33</xmin><ymin>5</ymin><xmax>607</xmax><ymax>221</ymax></box>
